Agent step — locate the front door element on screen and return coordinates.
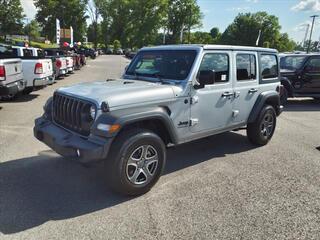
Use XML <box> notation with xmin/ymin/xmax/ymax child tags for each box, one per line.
<box><xmin>190</xmin><ymin>51</ymin><xmax>234</xmax><ymax>133</ymax></box>
<box><xmin>300</xmin><ymin>57</ymin><xmax>320</xmax><ymax>93</ymax></box>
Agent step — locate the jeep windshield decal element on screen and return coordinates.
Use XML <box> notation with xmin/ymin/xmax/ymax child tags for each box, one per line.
<box><xmin>126</xmin><ymin>50</ymin><xmax>197</xmax><ymax>81</ymax></box>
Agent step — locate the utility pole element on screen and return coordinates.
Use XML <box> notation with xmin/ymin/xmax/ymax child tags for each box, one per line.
<box><xmin>307</xmin><ymin>15</ymin><xmax>319</xmax><ymax>53</ymax></box>
<box><xmin>302</xmin><ymin>23</ymin><xmax>310</xmax><ymax>48</ymax></box>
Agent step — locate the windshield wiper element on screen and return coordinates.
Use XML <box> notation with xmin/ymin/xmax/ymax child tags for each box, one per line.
<box><xmin>150</xmin><ymin>72</ymin><xmax>166</xmax><ymax>84</ymax></box>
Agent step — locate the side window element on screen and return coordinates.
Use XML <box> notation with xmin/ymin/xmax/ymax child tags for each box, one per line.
<box><xmin>260</xmin><ymin>54</ymin><xmax>278</xmax><ymax>79</ymax></box>
<box><xmin>305</xmin><ymin>58</ymin><xmax>320</xmax><ymax>73</ymax></box>
<box><xmin>198</xmin><ymin>53</ymin><xmax>229</xmax><ymax>83</ymax></box>
<box><xmin>236</xmin><ymin>54</ymin><xmax>256</xmax><ymax>81</ymax></box>
<box><xmin>23</xmin><ymin>49</ymin><xmax>33</xmax><ymax>57</ymax></box>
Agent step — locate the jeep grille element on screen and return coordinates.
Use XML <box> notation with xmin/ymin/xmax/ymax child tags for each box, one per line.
<box><xmin>53</xmin><ymin>93</ymin><xmax>95</xmax><ymax>136</ymax></box>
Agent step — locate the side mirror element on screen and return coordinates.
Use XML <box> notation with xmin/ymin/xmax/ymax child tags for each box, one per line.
<box><xmin>195</xmin><ymin>70</ymin><xmax>215</xmax><ymax>89</ymax></box>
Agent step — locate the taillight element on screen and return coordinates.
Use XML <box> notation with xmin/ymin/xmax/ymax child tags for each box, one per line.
<box><xmin>56</xmin><ymin>59</ymin><xmax>62</xmax><ymax>68</ymax></box>
<box><xmin>0</xmin><ymin>66</ymin><xmax>6</xmax><ymax>80</ymax></box>
<box><xmin>34</xmin><ymin>62</ymin><xmax>43</xmax><ymax>74</ymax></box>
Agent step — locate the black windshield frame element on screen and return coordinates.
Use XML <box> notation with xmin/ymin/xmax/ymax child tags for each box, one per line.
<box><xmin>126</xmin><ymin>50</ymin><xmax>197</xmax><ymax>81</ymax></box>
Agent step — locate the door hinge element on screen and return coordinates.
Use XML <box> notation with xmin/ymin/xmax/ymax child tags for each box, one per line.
<box><xmin>190</xmin><ymin>118</ymin><xmax>199</xmax><ymax>126</ymax></box>
<box><xmin>232</xmin><ymin>110</ymin><xmax>239</xmax><ymax>117</ymax></box>
<box><xmin>190</xmin><ymin>96</ymin><xmax>199</xmax><ymax>104</ymax></box>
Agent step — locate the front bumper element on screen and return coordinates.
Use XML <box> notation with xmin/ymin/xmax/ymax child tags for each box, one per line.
<box><xmin>33</xmin><ymin>117</ymin><xmax>113</xmax><ymax>163</ymax></box>
<box><xmin>0</xmin><ymin>79</ymin><xmax>26</xmax><ymax>96</ymax></box>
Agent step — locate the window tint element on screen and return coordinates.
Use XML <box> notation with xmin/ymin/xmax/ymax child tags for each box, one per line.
<box><xmin>305</xmin><ymin>58</ymin><xmax>320</xmax><ymax>73</ymax></box>
<box><xmin>261</xmin><ymin>54</ymin><xmax>278</xmax><ymax>79</ymax></box>
<box><xmin>199</xmin><ymin>53</ymin><xmax>229</xmax><ymax>83</ymax></box>
<box><xmin>126</xmin><ymin>50</ymin><xmax>197</xmax><ymax>81</ymax></box>
<box><xmin>280</xmin><ymin>56</ymin><xmax>306</xmax><ymax>70</ymax></box>
<box><xmin>236</xmin><ymin>54</ymin><xmax>256</xmax><ymax>81</ymax></box>
<box><xmin>37</xmin><ymin>50</ymin><xmax>45</xmax><ymax>57</ymax></box>
<box><xmin>0</xmin><ymin>45</ymin><xmax>15</xmax><ymax>57</ymax></box>
<box><xmin>23</xmin><ymin>49</ymin><xmax>33</xmax><ymax>57</ymax></box>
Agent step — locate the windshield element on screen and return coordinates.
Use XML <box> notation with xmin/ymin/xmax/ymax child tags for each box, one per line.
<box><xmin>280</xmin><ymin>56</ymin><xmax>306</xmax><ymax>70</ymax></box>
<box><xmin>126</xmin><ymin>50</ymin><xmax>197</xmax><ymax>81</ymax></box>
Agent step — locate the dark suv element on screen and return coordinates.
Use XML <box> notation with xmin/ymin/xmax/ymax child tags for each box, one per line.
<box><xmin>280</xmin><ymin>53</ymin><xmax>320</xmax><ymax>104</ymax></box>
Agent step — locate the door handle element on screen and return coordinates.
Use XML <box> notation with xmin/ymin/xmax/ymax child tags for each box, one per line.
<box><xmin>221</xmin><ymin>92</ymin><xmax>234</xmax><ymax>98</ymax></box>
<box><xmin>248</xmin><ymin>88</ymin><xmax>258</xmax><ymax>94</ymax></box>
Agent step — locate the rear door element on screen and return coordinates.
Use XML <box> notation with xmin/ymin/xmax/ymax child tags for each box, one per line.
<box><xmin>300</xmin><ymin>56</ymin><xmax>320</xmax><ymax>93</ymax></box>
<box><xmin>232</xmin><ymin>51</ymin><xmax>260</xmax><ymax>124</ymax></box>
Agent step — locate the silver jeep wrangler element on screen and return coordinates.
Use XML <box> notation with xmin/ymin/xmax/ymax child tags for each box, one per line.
<box><xmin>34</xmin><ymin>45</ymin><xmax>283</xmax><ymax>195</ymax></box>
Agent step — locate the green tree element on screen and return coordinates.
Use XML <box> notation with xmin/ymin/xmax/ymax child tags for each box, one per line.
<box><xmin>275</xmin><ymin>33</ymin><xmax>296</xmax><ymax>52</ymax></box>
<box><xmin>190</xmin><ymin>31</ymin><xmax>213</xmax><ymax>44</ymax></box>
<box><xmin>24</xmin><ymin>20</ymin><xmax>41</xmax><ymax>41</ymax></box>
<box><xmin>166</xmin><ymin>0</ymin><xmax>202</xmax><ymax>44</ymax></box>
<box><xmin>0</xmin><ymin>0</ymin><xmax>25</xmax><ymax>36</ymax></box>
<box><xmin>220</xmin><ymin>12</ymin><xmax>280</xmax><ymax>47</ymax></box>
<box><xmin>98</xmin><ymin>0</ymin><xmax>168</xmax><ymax>48</ymax></box>
<box><xmin>113</xmin><ymin>39</ymin><xmax>121</xmax><ymax>50</ymax></box>
<box><xmin>34</xmin><ymin>0</ymin><xmax>88</xmax><ymax>42</ymax></box>
<box><xmin>210</xmin><ymin>27</ymin><xmax>219</xmax><ymax>39</ymax></box>
<box><xmin>87</xmin><ymin>23</ymin><xmax>102</xmax><ymax>44</ymax></box>
<box><xmin>87</xmin><ymin>0</ymin><xmax>101</xmax><ymax>49</ymax></box>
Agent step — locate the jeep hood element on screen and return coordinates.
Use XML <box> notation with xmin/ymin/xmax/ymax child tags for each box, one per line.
<box><xmin>57</xmin><ymin>79</ymin><xmax>181</xmax><ymax>108</ymax></box>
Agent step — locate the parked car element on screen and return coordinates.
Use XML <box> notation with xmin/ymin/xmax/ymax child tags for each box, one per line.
<box><xmin>280</xmin><ymin>53</ymin><xmax>320</xmax><ymax>104</ymax></box>
<box><xmin>12</xmin><ymin>46</ymin><xmax>53</xmax><ymax>94</ymax></box>
<box><xmin>34</xmin><ymin>45</ymin><xmax>282</xmax><ymax>196</ymax></box>
<box><xmin>76</xmin><ymin>48</ymin><xmax>87</xmax><ymax>66</ymax></box>
<box><xmin>81</xmin><ymin>48</ymin><xmax>96</xmax><ymax>59</ymax></box>
<box><xmin>114</xmin><ymin>48</ymin><xmax>123</xmax><ymax>55</ymax></box>
<box><xmin>126</xmin><ymin>51</ymin><xmax>137</xmax><ymax>59</ymax></box>
<box><xmin>0</xmin><ymin>44</ymin><xmax>25</xmax><ymax>98</ymax></box>
<box><xmin>105</xmin><ymin>48</ymin><xmax>113</xmax><ymax>55</ymax></box>
<box><xmin>44</xmin><ymin>49</ymin><xmax>68</xmax><ymax>79</ymax></box>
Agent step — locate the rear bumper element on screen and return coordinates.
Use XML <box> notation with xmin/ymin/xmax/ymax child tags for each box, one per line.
<box><xmin>67</xmin><ymin>67</ymin><xmax>74</xmax><ymax>72</ymax></box>
<box><xmin>33</xmin><ymin>76</ymin><xmax>50</xmax><ymax>87</ymax></box>
<box><xmin>58</xmin><ymin>68</ymin><xmax>67</xmax><ymax>76</ymax></box>
<box><xmin>33</xmin><ymin>117</ymin><xmax>113</xmax><ymax>163</ymax></box>
<box><xmin>0</xmin><ymin>79</ymin><xmax>26</xmax><ymax>96</ymax></box>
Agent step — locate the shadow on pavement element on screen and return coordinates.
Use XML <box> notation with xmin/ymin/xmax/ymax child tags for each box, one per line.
<box><xmin>0</xmin><ymin>94</ymin><xmax>39</xmax><ymax>103</ymax></box>
<box><xmin>0</xmin><ymin>131</ymin><xmax>255</xmax><ymax>234</ymax></box>
<box><xmin>284</xmin><ymin>98</ymin><xmax>320</xmax><ymax>112</ymax></box>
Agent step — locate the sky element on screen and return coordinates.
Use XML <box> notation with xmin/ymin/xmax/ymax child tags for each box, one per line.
<box><xmin>21</xmin><ymin>0</ymin><xmax>320</xmax><ymax>43</ymax></box>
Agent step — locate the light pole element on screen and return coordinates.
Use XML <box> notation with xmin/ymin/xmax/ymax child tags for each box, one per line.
<box><xmin>307</xmin><ymin>15</ymin><xmax>319</xmax><ymax>53</ymax></box>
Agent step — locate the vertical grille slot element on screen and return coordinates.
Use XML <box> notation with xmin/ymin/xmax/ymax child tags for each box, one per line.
<box><xmin>52</xmin><ymin>93</ymin><xmax>94</xmax><ymax>136</ymax></box>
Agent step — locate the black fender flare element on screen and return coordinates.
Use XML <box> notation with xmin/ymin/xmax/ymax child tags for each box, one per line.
<box><xmin>280</xmin><ymin>77</ymin><xmax>294</xmax><ymax>97</ymax></box>
<box><xmin>248</xmin><ymin>91</ymin><xmax>281</xmax><ymax>123</ymax></box>
<box><xmin>92</xmin><ymin>106</ymin><xmax>179</xmax><ymax>145</ymax></box>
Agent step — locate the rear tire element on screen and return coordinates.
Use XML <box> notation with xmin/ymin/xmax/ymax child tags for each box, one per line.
<box><xmin>105</xmin><ymin>128</ymin><xmax>166</xmax><ymax>196</ymax></box>
<box><xmin>23</xmin><ymin>87</ymin><xmax>33</xmax><ymax>95</ymax></box>
<box><xmin>247</xmin><ymin>105</ymin><xmax>277</xmax><ymax>146</ymax></box>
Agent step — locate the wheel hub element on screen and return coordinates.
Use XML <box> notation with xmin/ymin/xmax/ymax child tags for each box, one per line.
<box><xmin>126</xmin><ymin>145</ymin><xmax>159</xmax><ymax>185</ymax></box>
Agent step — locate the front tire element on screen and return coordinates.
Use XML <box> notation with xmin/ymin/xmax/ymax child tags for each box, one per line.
<box><xmin>106</xmin><ymin>129</ymin><xmax>166</xmax><ymax>196</ymax></box>
<box><xmin>247</xmin><ymin>105</ymin><xmax>277</xmax><ymax>146</ymax></box>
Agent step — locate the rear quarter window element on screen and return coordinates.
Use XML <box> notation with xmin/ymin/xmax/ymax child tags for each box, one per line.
<box><xmin>260</xmin><ymin>54</ymin><xmax>279</xmax><ymax>79</ymax></box>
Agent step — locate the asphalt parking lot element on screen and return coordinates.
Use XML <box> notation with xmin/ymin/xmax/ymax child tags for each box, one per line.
<box><xmin>0</xmin><ymin>55</ymin><xmax>320</xmax><ymax>240</ymax></box>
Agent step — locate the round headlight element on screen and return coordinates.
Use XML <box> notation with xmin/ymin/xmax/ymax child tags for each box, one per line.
<box><xmin>90</xmin><ymin>105</ymin><xmax>96</xmax><ymax>120</ymax></box>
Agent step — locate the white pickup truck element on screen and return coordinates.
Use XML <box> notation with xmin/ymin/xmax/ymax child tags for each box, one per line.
<box><xmin>12</xmin><ymin>46</ymin><xmax>53</xmax><ymax>94</ymax></box>
<box><xmin>0</xmin><ymin>44</ymin><xmax>25</xmax><ymax>98</ymax></box>
<box><xmin>43</xmin><ymin>49</ymin><xmax>68</xmax><ymax>78</ymax></box>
